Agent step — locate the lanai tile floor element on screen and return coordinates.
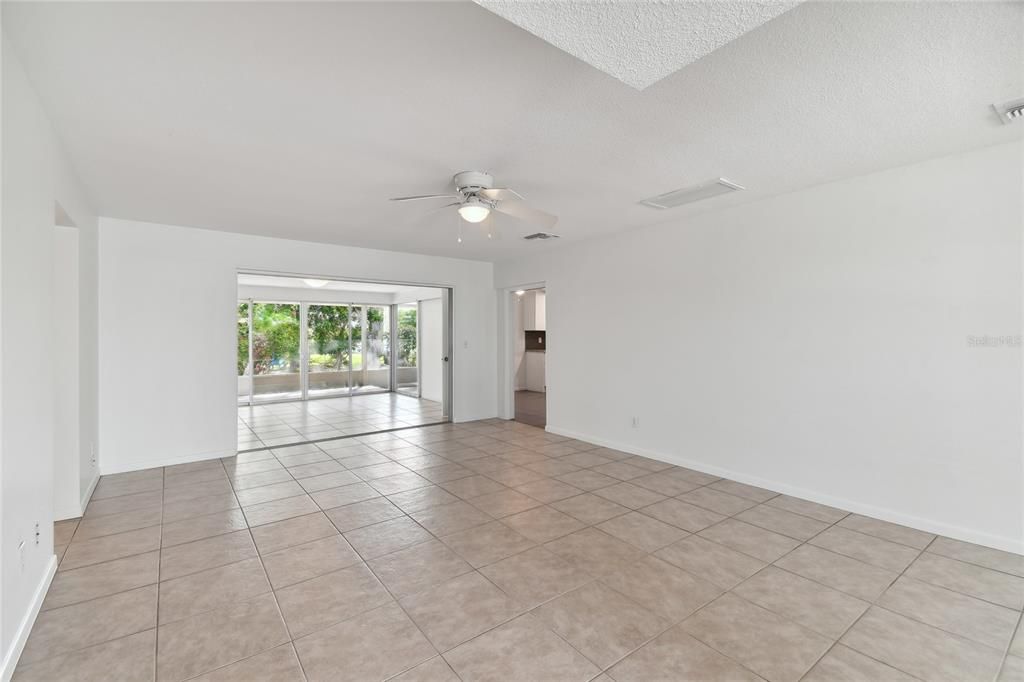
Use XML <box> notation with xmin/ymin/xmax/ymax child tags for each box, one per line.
<box><xmin>238</xmin><ymin>393</ymin><xmax>444</xmax><ymax>450</ymax></box>
<box><xmin>22</xmin><ymin>419</ymin><xmax>1024</xmax><ymax>681</ymax></box>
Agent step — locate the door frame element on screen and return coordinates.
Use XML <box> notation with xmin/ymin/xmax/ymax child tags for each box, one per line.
<box><xmin>441</xmin><ymin>288</ymin><xmax>453</xmax><ymax>421</ymax></box>
<box><xmin>236</xmin><ymin>270</ymin><xmax>454</xmax><ymax>418</ymax></box>
<box><xmin>498</xmin><ymin>281</ymin><xmax>546</xmax><ymax>421</ymax></box>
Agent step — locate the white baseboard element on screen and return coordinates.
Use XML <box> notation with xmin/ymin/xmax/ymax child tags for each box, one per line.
<box><xmin>546</xmin><ymin>424</ymin><xmax>1023</xmax><ymax>556</ymax></box>
<box><xmin>80</xmin><ymin>471</ymin><xmax>100</xmax><ymax>512</ymax></box>
<box><xmin>0</xmin><ymin>554</ymin><xmax>57</xmax><ymax>682</ymax></box>
<box><xmin>101</xmin><ymin>446</ymin><xmax>237</xmax><ymax>476</ymax></box>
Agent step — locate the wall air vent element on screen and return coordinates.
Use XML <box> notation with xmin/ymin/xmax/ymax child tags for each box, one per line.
<box><xmin>640</xmin><ymin>178</ymin><xmax>745</xmax><ymax>209</ymax></box>
<box><xmin>993</xmin><ymin>98</ymin><xmax>1024</xmax><ymax>125</ymax></box>
<box><xmin>523</xmin><ymin>232</ymin><xmax>560</xmax><ymax>240</ymax></box>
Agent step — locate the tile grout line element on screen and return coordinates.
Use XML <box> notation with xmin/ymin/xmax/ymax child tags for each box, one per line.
<box><xmin>304</xmin><ymin>428</ymin><xmax>618</xmax><ymax>676</ymax></box>
<box><xmin>238</xmin><ymin>417</ymin><xmax>451</xmax><ymax>454</ymax></box>
<box><xmin>223</xmin><ymin>447</ymin><xmax>310</xmax><ymax>682</ymax></box>
<box><xmin>32</xmin><ymin>420</ymin><xmax>1024</xmax><ymax>681</ymax></box>
<box><xmin>994</xmin><ymin>609</ymin><xmax>1023</xmax><ymax>682</ymax></box>
<box><xmin>630</xmin><ymin>497</ymin><xmax>857</xmax><ymax>682</ymax></box>
<box><xmin>792</xmin><ymin>534</ymin><xmax>944</xmax><ymax>681</ymax></box>
<box><xmin>672</xmin><ymin>486</ymin><xmax>1022</xmax><ymax>661</ymax></box>
<box><xmin>26</xmin><ymin>424</ymin><xmax>496</xmax><ymax>675</ymax></box>
<box><xmin>256</xmin><ymin>424</ymin><xmax>522</xmax><ymax>680</ymax></box>
<box><xmin>153</xmin><ymin>465</ymin><xmax>165</xmax><ymax>682</ymax></box>
<box><xmin>648</xmin><ymin>479</ymin><xmax>1024</xmax><ymax>610</ymax></box>
<box><xmin>359</xmin><ymin>545</ymin><xmax>465</xmax><ymax>682</ymax></box>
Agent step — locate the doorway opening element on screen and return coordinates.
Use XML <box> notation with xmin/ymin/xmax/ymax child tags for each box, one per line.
<box><xmin>513</xmin><ymin>287</ymin><xmax>546</xmax><ymax>428</ymax></box>
<box><xmin>236</xmin><ymin>273</ymin><xmax>451</xmax><ymax>450</ymax></box>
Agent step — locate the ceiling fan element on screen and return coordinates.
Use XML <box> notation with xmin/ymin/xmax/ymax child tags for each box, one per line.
<box><xmin>390</xmin><ymin>171</ymin><xmax>558</xmax><ymax>235</ymax></box>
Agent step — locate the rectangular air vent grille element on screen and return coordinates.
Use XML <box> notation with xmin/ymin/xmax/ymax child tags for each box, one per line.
<box><xmin>524</xmin><ymin>232</ymin><xmax>560</xmax><ymax>240</ymax></box>
<box><xmin>993</xmin><ymin>98</ymin><xmax>1024</xmax><ymax>125</ymax></box>
<box><xmin>640</xmin><ymin>178</ymin><xmax>744</xmax><ymax>209</ymax></box>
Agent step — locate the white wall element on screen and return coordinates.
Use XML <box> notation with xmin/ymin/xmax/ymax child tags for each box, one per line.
<box><xmin>0</xmin><ymin>32</ymin><xmax>98</xmax><ymax>679</ymax></box>
<box><xmin>98</xmin><ymin>219</ymin><xmax>496</xmax><ymax>474</ymax></box>
<box><xmin>495</xmin><ymin>141</ymin><xmax>1023</xmax><ymax>553</ymax></box>
<box><xmin>420</xmin><ymin>297</ymin><xmax>443</xmax><ymax>403</ymax></box>
<box><xmin>52</xmin><ymin>226</ymin><xmax>80</xmax><ymax>521</ymax></box>
<box><xmin>527</xmin><ymin>290</ymin><xmax>546</xmax><ymax>331</ymax></box>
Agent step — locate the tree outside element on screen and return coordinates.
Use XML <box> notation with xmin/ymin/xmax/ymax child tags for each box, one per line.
<box><xmin>308</xmin><ymin>304</ymin><xmax>352</xmax><ymax>371</ymax></box>
<box><xmin>237</xmin><ymin>301</ymin><xmax>250</xmax><ymax>375</ymax></box>
<box><xmin>397</xmin><ymin>306</ymin><xmax>417</xmax><ymax>367</ymax></box>
<box><xmin>246</xmin><ymin>303</ymin><xmax>300</xmax><ymax>375</ymax></box>
<box><xmin>238</xmin><ymin>301</ymin><xmax>398</xmax><ymax>376</ymax></box>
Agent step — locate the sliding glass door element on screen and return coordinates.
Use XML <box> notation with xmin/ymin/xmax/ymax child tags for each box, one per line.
<box><xmin>349</xmin><ymin>305</ymin><xmax>364</xmax><ymax>393</ymax></box>
<box><xmin>396</xmin><ymin>303</ymin><xmax>418</xmax><ymax>396</ymax></box>
<box><xmin>237</xmin><ymin>300</ymin><xmax>393</xmax><ymax>402</ymax></box>
<box><xmin>251</xmin><ymin>302</ymin><xmax>301</xmax><ymax>401</ymax></box>
<box><xmin>237</xmin><ymin>302</ymin><xmax>252</xmax><ymax>405</ymax></box>
<box><xmin>307</xmin><ymin>304</ymin><xmax>351</xmax><ymax>398</ymax></box>
<box><xmin>360</xmin><ymin>305</ymin><xmax>390</xmax><ymax>392</ymax></box>
<box><xmin>237</xmin><ymin>294</ymin><xmax>448</xmax><ymax>407</ymax></box>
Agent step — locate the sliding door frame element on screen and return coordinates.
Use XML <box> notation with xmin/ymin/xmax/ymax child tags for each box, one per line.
<box><xmin>416</xmin><ymin>300</ymin><xmax>423</xmax><ymax>398</ymax></box>
<box><xmin>299</xmin><ymin>303</ymin><xmax>310</xmax><ymax>400</ymax></box>
<box><xmin>236</xmin><ymin>271</ymin><xmax>454</xmax><ymax>418</ymax></box>
<box><xmin>442</xmin><ymin>288</ymin><xmax>453</xmax><ymax>421</ymax></box>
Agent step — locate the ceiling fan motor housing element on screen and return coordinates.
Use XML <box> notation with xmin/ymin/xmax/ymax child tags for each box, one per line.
<box><xmin>453</xmin><ymin>171</ymin><xmax>493</xmax><ymax>195</ymax></box>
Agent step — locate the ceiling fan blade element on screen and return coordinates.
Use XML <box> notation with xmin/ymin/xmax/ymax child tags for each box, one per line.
<box><xmin>492</xmin><ymin>200</ymin><xmax>558</xmax><ymax>229</ymax></box>
<box><xmin>423</xmin><ymin>202</ymin><xmax>462</xmax><ymax>218</ymax></box>
<box><xmin>402</xmin><ymin>202</ymin><xmax>460</xmax><ymax>230</ymax></box>
<box><xmin>478</xmin><ymin>187</ymin><xmax>523</xmax><ymax>201</ymax></box>
<box><xmin>389</xmin><ymin>194</ymin><xmax>459</xmax><ymax>202</ymax></box>
<box><xmin>481</xmin><ymin>213</ymin><xmax>502</xmax><ymax>241</ymax></box>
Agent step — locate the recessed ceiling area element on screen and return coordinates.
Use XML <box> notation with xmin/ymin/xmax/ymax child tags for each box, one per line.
<box><xmin>3</xmin><ymin>1</ymin><xmax>1021</xmax><ymax>261</ymax></box>
<box><xmin>237</xmin><ymin>274</ymin><xmax>443</xmax><ymax>301</ymax></box>
<box><xmin>474</xmin><ymin>0</ymin><xmax>800</xmax><ymax>90</ymax></box>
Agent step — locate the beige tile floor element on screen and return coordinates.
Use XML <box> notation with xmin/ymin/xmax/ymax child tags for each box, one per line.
<box><xmin>238</xmin><ymin>393</ymin><xmax>445</xmax><ymax>450</ymax></box>
<box><xmin>21</xmin><ymin>419</ymin><xmax>1024</xmax><ymax>681</ymax></box>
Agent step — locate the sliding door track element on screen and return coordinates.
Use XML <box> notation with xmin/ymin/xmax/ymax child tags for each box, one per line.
<box><xmin>236</xmin><ymin>419</ymin><xmax>451</xmax><ymax>454</ymax></box>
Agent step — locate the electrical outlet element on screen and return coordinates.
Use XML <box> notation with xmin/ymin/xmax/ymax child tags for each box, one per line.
<box><xmin>35</xmin><ymin>522</ymin><xmax>40</xmax><ymax>545</ymax></box>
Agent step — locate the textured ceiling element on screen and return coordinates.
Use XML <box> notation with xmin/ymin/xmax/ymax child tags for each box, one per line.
<box><xmin>3</xmin><ymin>1</ymin><xmax>1021</xmax><ymax>261</ymax></box>
<box><xmin>475</xmin><ymin>0</ymin><xmax>799</xmax><ymax>89</ymax></box>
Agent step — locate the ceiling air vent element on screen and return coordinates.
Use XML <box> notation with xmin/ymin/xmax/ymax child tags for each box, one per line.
<box><xmin>524</xmin><ymin>232</ymin><xmax>560</xmax><ymax>240</ymax></box>
<box><xmin>640</xmin><ymin>178</ymin><xmax>744</xmax><ymax>209</ymax></box>
<box><xmin>993</xmin><ymin>98</ymin><xmax>1024</xmax><ymax>125</ymax></box>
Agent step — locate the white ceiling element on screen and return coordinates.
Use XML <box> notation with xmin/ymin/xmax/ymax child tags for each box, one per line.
<box><xmin>475</xmin><ymin>0</ymin><xmax>800</xmax><ymax>90</ymax></box>
<box><xmin>4</xmin><ymin>1</ymin><xmax>1021</xmax><ymax>262</ymax></box>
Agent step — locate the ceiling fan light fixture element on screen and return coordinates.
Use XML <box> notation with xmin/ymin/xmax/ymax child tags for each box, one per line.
<box><xmin>457</xmin><ymin>198</ymin><xmax>491</xmax><ymax>223</ymax></box>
